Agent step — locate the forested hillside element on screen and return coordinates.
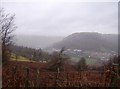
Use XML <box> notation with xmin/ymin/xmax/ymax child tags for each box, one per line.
<box><xmin>53</xmin><ymin>32</ymin><xmax>118</xmax><ymax>52</ymax></box>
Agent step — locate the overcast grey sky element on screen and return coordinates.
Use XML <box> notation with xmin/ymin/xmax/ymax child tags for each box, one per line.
<box><xmin>1</xmin><ymin>0</ymin><xmax>118</xmax><ymax>36</ymax></box>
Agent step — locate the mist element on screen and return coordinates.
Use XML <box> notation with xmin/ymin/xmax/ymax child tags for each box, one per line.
<box><xmin>1</xmin><ymin>1</ymin><xmax>118</xmax><ymax>36</ymax></box>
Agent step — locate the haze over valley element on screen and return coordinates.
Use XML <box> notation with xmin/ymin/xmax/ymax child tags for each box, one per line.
<box><xmin>2</xmin><ymin>1</ymin><xmax>120</xmax><ymax>88</ymax></box>
<box><xmin>13</xmin><ymin>32</ymin><xmax>118</xmax><ymax>65</ymax></box>
<box><xmin>14</xmin><ymin>35</ymin><xmax>64</xmax><ymax>49</ymax></box>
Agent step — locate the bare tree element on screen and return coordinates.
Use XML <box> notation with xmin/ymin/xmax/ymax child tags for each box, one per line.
<box><xmin>0</xmin><ymin>8</ymin><xmax>17</xmax><ymax>63</ymax></box>
<box><xmin>48</xmin><ymin>47</ymin><xmax>67</xmax><ymax>71</ymax></box>
<box><xmin>76</xmin><ymin>57</ymin><xmax>87</xmax><ymax>71</ymax></box>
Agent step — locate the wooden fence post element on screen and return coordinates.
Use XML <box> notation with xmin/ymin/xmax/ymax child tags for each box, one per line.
<box><xmin>25</xmin><ymin>67</ymin><xmax>29</xmax><ymax>89</ymax></box>
<box><xmin>36</xmin><ymin>68</ymin><xmax>40</xmax><ymax>87</ymax></box>
<box><xmin>66</xmin><ymin>72</ymin><xmax>69</xmax><ymax>87</ymax></box>
<box><xmin>54</xmin><ymin>67</ymin><xmax>59</xmax><ymax>87</ymax></box>
<box><xmin>12</xmin><ymin>65</ymin><xmax>17</xmax><ymax>87</ymax></box>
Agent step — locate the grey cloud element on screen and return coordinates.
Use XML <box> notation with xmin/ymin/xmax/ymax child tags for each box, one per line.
<box><xmin>2</xmin><ymin>1</ymin><xmax>118</xmax><ymax>36</ymax></box>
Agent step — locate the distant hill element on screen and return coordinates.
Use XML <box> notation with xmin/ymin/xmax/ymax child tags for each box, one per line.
<box><xmin>52</xmin><ymin>32</ymin><xmax>118</xmax><ymax>52</ymax></box>
<box><xmin>13</xmin><ymin>35</ymin><xmax>64</xmax><ymax>49</ymax></box>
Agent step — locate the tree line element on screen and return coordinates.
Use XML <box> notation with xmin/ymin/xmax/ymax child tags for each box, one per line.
<box><xmin>10</xmin><ymin>45</ymin><xmax>50</xmax><ymax>61</ymax></box>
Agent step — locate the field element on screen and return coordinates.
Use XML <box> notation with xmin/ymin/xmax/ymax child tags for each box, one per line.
<box><xmin>2</xmin><ymin>60</ymin><xmax>120</xmax><ymax>88</ymax></box>
<box><xmin>11</xmin><ymin>53</ymin><xmax>31</xmax><ymax>62</ymax></box>
<box><xmin>86</xmin><ymin>58</ymin><xmax>99</xmax><ymax>65</ymax></box>
<box><xmin>70</xmin><ymin>57</ymin><xmax>100</xmax><ymax>65</ymax></box>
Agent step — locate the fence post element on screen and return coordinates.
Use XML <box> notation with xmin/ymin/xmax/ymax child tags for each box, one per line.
<box><xmin>25</xmin><ymin>67</ymin><xmax>29</xmax><ymax>89</ymax></box>
<box><xmin>54</xmin><ymin>72</ymin><xmax>57</xmax><ymax>87</ymax></box>
<box><xmin>12</xmin><ymin>65</ymin><xmax>17</xmax><ymax>77</ymax></box>
<box><xmin>36</xmin><ymin>68</ymin><xmax>40</xmax><ymax>87</ymax></box>
<box><xmin>12</xmin><ymin>65</ymin><xmax>17</xmax><ymax>87</ymax></box>
<box><xmin>66</xmin><ymin>72</ymin><xmax>69</xmax><ymax>87</ymax></box>
<box><xmin>54</xmin><ymin>67</ymin><xmax>59</xmax><ymax>87</ymax></box>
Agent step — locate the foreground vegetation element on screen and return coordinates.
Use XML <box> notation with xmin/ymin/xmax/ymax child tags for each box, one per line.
<box><xmin>2</xmin><ymin>54</ymin><xmax>120</xmax><ymax>88</ymax></box>
<box><xmin>3</xmin><ymin>61</ymin><xmax>120</xmax><ymax>88</ymax></box>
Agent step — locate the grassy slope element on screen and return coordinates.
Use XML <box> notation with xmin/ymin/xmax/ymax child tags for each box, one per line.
<box><xmin>11</xmin><ymin>53</ymin><xmax>30</xmax><ymax>62</ymax></box>
<box><xmin>10</xmin><ymin>53</ymin><xmax>98</xmax><ymax>65</ymax></box>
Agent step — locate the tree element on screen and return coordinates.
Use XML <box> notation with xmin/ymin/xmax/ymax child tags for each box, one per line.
<box><xmin>0</xmin><ymin>8</ymin><xmax>16</xmax><ymax>63</ymax></box>
<box><xmin>107</xmin><ymin>55</ymin><xmax>120</xmax><ymax>75</ymax></box>
<box><xmin>76</xmin><ymin>57</ymin><xmax>87</xmax><ymax>71</ymax></box>
<box><xmin>107</xmin><ymin>55</ymin><xmax>119</xmax><ymax>67</ymax></box>
<box><xmin>48</xmin><ymin>47</ymin><xmax>67</xmax><ymax>71</ymax></box>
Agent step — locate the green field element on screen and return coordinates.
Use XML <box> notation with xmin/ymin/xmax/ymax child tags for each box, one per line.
<box><xmin>10</xmin><ymin>53</ymin><xmax>99</xmax><ymax>65</ymax></box>
<box><xmin>86</xmin><ymin>58</ymin><xmax>98</xmax><ymax>65</ymax></box>
<box><xmin>11</xmin><ymin>53</ymin><xmax>30</xmax><ymax>62</ymax></box>
<box><xmin>70</xmin><ymin>57</ymin><xmax>98</xmax><ymax>65</ymax></box>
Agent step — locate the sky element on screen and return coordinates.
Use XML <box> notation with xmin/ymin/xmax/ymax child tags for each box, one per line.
<box><xmin>1</xmin><ymin>0</ymin><xmax>119</xmax><ymax>36</ymax></box>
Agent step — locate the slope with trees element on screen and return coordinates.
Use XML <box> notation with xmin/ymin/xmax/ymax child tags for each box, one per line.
<box><xmin>52</xmin><ymin>32</ymin><xmax>118</xmax><ymax>52</ymax></box>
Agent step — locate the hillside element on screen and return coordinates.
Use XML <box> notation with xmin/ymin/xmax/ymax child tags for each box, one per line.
<box><xmin>52</xmin><ymin>32</ymin><xmax>118</xmax><ymax>52</ymax></box>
